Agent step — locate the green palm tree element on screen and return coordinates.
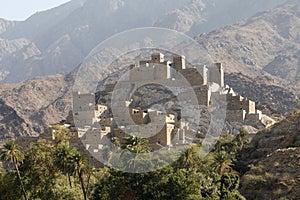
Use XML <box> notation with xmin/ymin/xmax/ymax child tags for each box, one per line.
<box><xmin>52</xmin><ymin>125</ymin><xmax>70</xmax><ymax>145</ymax></box>
<box><xmin>178</xmin><ymin>148</ymin><xmax>198</xmax><ymax>170</ymax></box>
<box><xmin>233</xmin><ymin>130</ymin><xmax>249</xmax><ymax>151</ymax></box>
<box><xmin>0</xmin><ymin>140</ymin><xmax>27</xmax><ymax>200</ymax></box>
<box><xmin>54</xmin><ymin>144</ymin><xmax>75</xmax><ymax>187</ymax></box>
<box><xmin>71</xmin><ymin>151</ymin><xmax>87</xmax><ymax>200</ymax></box>
<box><xmin>122</xmin><ymin>135</ymin><xmax>151</xmax><ymax>153</ymax></box>
<box><xmin>120</xmin><ymin>136</ymin><xmax>151</xmax><ymax>171</ymax></box>
<box><xmin>212</xmin><ymin>150</ymin><xmax>232</xmax><ymax>175</ymax></box>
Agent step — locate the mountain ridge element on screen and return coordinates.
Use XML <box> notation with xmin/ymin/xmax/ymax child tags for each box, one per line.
<box><xmin>0</xmin><ymin>0</ymin><xmax>286</xmax><ymax>83</ymax></box>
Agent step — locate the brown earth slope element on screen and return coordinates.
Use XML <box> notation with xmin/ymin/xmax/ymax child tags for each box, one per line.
<box><xmin>240</xmin><ymin>147</ymin><xmax>300</xmax><ymax>200</ymax></box>
<box><xmin>239</xmin><ymin>112</ymin><xmax>300</xmax><ymax>199</ymax></box>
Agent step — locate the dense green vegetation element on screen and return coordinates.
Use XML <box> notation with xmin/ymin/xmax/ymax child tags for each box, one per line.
<box><xmin>0</xmin><ymin>130</ymin><xmax>249</xmax><ymax>200</ymax></box>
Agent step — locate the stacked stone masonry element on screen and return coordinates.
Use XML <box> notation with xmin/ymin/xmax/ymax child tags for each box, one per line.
<box><xmin>70</xmin><ymin>52</ymin><xmax>274</xmax><ymax>150</ymax></box>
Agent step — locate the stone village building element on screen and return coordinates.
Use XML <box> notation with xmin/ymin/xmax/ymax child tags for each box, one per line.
<box><xmin>69</xmin><ymin>53</ymin><xmax>275</xmax><ymax>152</ymax></box>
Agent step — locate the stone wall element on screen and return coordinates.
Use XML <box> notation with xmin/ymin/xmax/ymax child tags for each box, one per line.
<box><xmin>173</xmin><ymin>55</ymin><xmax>186</xmax><ymax>71</ymax></box>
<box><xmin>209</xmin><ymin>63</ymin><xmax>224</xmax><ymax>87</ymax></box>
<box><xmin>180</xmin><ymin>68</ymin><xmax>205</xmax><ymax>86</ymax></box>
<box><xmin>130</xmin><ymin>108</ymin><xmax>150</xmax><ymax>125</ymax></box>
<box><xmin>245</xmin><ymin>113</ymin><xmax>262</xmax><ymax>125</ymax></box>
<box><xmin>74</xmin><ymin>110</ymin><xmax>94</xmax><ymax>127</ymax></box>
<box><xmin>227</xmin><ymin>94</ymin><xmax>244</xmax><ymax>110</ymax></box>
<box><xmin>151</xmin><ymin>53</ymin><xmax>165</xmax><ymax>64</ymax></box>
<box><xmin>154</xmin><ymin>64</ymin><xmax>171</xmax><ymax>80</ymax></box>
<box><xmin>130</xmin><ymin>66</ymin><xmax>155</xmax><ymax>82</ymax></box>
<box><xmin>194</xmin><ymin>85</ymin><xmax>211</xmax><ymax>106</ymax></box>
<box><xmin>242</xmin><ymin>99</ymin><xmax>256</xmax><ymax>114</ymax></box>
<box><xmin>149</xmin><ymin>124</ymin><xmax>174</xmax><ymax>147</ymax></box>
<box><xmin>226</xmin><ymin>110</ymin><xmax>246</xmax><ymax>122</ymax></box>
<box><xmin>73</xmin><ymin>92</ymin><xmax>95</xmax><ymax>112</ymax></box>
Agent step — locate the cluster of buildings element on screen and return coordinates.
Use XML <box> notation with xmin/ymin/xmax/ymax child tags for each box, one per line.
<box><xmin>69</xmin><ymin>53</ymin><xmax>274</xmax><ymax>153</ymax></box>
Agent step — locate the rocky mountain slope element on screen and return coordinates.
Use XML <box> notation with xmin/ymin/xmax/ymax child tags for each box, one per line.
<box><xmin>239</xmin><ymin>111</ymin><xmax>300</xmax><ymax>199</ymax></box>
<box><xmin>0</xmin><ymin>0</ymin><xmax>285</xmax><ymax>83</ymax></box>
<box><xmin>0</xmin><ymin>73</ymin><xmax>74</xmax><ymax>139</ymax></box>
<box><xmin>0</xmin><ymin>99</ymin><xmax>34</xmax><ymax>141</ymax></box>
<box><xmin>156</xmin><ymin>0</ymin><xmax>286</xmax><ymax>34</ymax></box>
<box><xmin>241</xmin><ymin>148</ymin><xmax>300</xmax><ymax>199</ymax></box>
<box><xmin>196</xmin><ymin>0</ymin><xmax>300</xmax><ymax>96</ymax></box>
<box><xmin>239</xmin><ymin>111</ymin><xmax>300</xmax><ymax>165</ymax></box>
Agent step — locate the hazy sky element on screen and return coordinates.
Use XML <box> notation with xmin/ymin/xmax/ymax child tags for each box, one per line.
<box><xmin>0</xmin><ymin>0</ymin><xmax>71</xmax><ymax>20</ymax></box>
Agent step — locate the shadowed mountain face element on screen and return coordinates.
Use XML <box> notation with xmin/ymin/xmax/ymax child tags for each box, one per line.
<box><xmin>0</xmin><ymin>0</ymin><xmax>285</xmax><ymax>83</ymax></box>
<box><xmin>0</xmin><ymin>99</ymin><xmax>35</xmax><ymax>141</ymax></box>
